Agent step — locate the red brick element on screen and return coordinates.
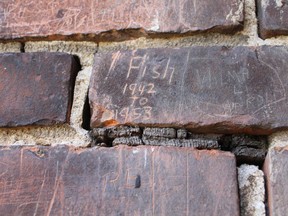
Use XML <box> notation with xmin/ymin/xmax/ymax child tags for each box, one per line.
<box><xmin>0</xmin><ymin>145</ymin><xmax>239</xmax><ymax>215</ymax></box>
<box><xmin>0</xmin><ymin>0</ymin><xmax>243</xmax><ymax>40</ymax></box>
<box><xmin>0</xmin><ymin>53</ymin><xmax>79</xmax><ymax>127</ymax></box>
<box><xmin>263</xmin><ymin>147</ymin><xmax>288</xmax><ymax>215</ymax></box>
<box><xmin>257</xmin><ymin>0</ymin><xmax>288</xmax><ymax>38</ymax></box>
<box><xmin>89</xmin><ymin>46</ymin><xmax>288</xmax><ymax>134</ymax></box>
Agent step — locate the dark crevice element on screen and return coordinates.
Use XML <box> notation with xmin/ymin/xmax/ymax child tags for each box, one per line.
<box><xmin>264</xmin><ymin>175</ymin><xmax>270</xmax><ymax>216</ymax></box>
<box><xmin>219</xmin><ymin>134</ymin><xmax>268</xmax><ymax>167</ymax></box>
<box><xmin>82</xmin><ymin>95</ymin><xmax>91</xmax><ymax>131</ymax></box>
<box><xmin>254</xmin><ymin>0</ymin><xmax>264</xmax><ymax>39</ymax></box>
<box><xmin>66</xmin><ymin>55</ymin><xmax>81</xmax><ymax>124</ymax></box>
<box><xmin>20</xmin><ymin>42</ymin><xmax>25</xmax><ymax>53</ymax></box>
<box><xmin>72</xmin><ymin>55</ymin><xmax>82</xmax><ymax>70</ymax></box>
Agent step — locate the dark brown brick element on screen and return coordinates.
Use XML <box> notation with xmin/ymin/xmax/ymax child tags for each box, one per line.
<box><xmin>0</xmin><ymin>53</ymin><xmax>79</xmax><ymax>127</ymax></box>
<box><xmin>257</xmin><ymin>0</ymin><xmax>288</xmax><ymax>38</ymax></box>
<box><xmin>89</xmin><ymin>46</ymin><xmax>288</xmax><ymax>134</ymax></box>
<box><xmin>0</xmin><ymin>0</ymin><xmax>243</xmax><ymax>40</ymax></box>
<box><xmin>0</xmin><ymin>145</ymin><xmax>239</xmax><ymax>215</ymax></box>
<box><xmin>263</xmin><ymin>147</ymin><xmax>288</xmax><ymax>215</ymax></box>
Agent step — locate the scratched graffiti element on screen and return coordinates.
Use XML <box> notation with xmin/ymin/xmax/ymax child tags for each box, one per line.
<box><xmin>0</xmin><ymin>0</ymin><xmax>243</xmax><ymax>38</ymax></box>
<box><xmin>89</xmin><ymin>46</ymin><xmax>288</xmax><ymax>132</ymax></box>
<box><xmin>0</xmin><ymin>146</ymin><xmax>239</xmax><ymax>215</ymax></box>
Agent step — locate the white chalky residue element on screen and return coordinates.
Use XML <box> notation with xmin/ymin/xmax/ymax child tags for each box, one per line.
<box><xmin>276</xmin><ymin>0</ymin><xmax>283</xmax><ymax>8</ymax></box>
<box><xmin>238</xmin><ymin>164</ymin><xmax>265</xmax><ymax>216</ymax></box>
<box><xmin>149</xmin><ymin>12</ymin><xmax>160</xmax><ymax>31</ymax></box>
<box><xmin>133</xmin><ymin>149</ymin><xmax>139</xmax><ymax>154</ymax></box>
<box><xmin>226</xmin><ymin>1</ymin><xmax>244</xmax><ymax>24</ymax></box>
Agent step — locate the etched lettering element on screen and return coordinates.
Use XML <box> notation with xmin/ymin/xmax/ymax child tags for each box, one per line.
<box><xmin>147</xmin><ymin>83</ymin><xmax>156</xmax><ymax>94</ymax></box>
<box><xmin>151</xmin><ymin>65</ymin><xmax>161</xmax><ymax>79</ymax></box>
<box><xmin>143</xmin><ymin>106</ymin><xmax>152</xmax><ymax>120</ymax></box>
<box><xmin>139</xmin><ymin>97</ymin><xmax>149</xmax><ymax>106</ymax></box>
<box><xmin>196</xmin><ymin>69</ymin><xmax>211</xmax><ymax>89</ymax></box>
<box><xmin>90</xmin><ymin>47</ymin><xmax>288</xmax><ymax>132</ymax></box>
<box><xmin>127</xmin><ymin>54</ymin><xmax>147</xmax><ymax>79</ymax></box>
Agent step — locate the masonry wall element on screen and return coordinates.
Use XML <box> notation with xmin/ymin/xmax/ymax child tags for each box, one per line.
<box><xmin>1</xmin><ymin>0</ymin><xmax>288</xmax><ymax>215</ymax></box>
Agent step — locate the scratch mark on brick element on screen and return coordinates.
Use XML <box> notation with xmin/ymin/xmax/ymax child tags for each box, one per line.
<box><xmin>46</xmin><ymin>161</ymin><xmax>60</xmax><ymax>216</ymax></box>
<box><xmin>33</xmin><ymin>170</ymin><xmax>47</xmax><ymax>216</ymax></box>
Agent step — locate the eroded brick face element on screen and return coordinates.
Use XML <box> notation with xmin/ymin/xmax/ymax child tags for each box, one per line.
<box><xmin>0</xmin><ymin>145</ymin><xmax>239</xmax><ymax>215</ymax></box>
<box><xmin>0</xmin><ymin>0</ymin><xmax>243</xmax><ymax>40</ymax></box>
<box><xmin>89</xmin><ymin>46</ymin><xmax>288</xmax><ymax>134</ymax></box>
<box><xmin>0</xmin><ymin>53</ymin><xmax>79</xmax><ymax>127</ymax></box>
<box><xmin>263</xmin><ymin>147</ymin><xmax>288</xmax><ymax>215</ymax></box>
<box><xmin>257</xmin><ymin>0</ymin><xmax>288</xmax><ymax>38</ymax></box>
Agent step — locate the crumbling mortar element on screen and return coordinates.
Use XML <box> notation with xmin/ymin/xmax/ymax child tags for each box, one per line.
<box><xmin>89</xmin><ymin>126</ymin><xmax>268</xmax><ymax>166</ymax></box>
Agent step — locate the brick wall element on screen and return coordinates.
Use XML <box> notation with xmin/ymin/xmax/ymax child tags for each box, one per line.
<box><xmin>1</xmin><ymin>0</ymin><xmax>288</xmax><ymax>215</ymax></box>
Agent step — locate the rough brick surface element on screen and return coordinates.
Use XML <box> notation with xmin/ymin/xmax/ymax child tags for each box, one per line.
<box><xmin>89</xmin><ymin>46</ymin><xmax>288</xmax><ymax>134</ymax></box>
<box><xmin>263</xmin><ymin>147</ymin><xmax>288</xmax><ymax>216</ymax></box>
<box><xmin>0</xmin><ymin>53</ymin><xmax>79</xmax><ymax>127</ymax></box>
<box><xmin>257</xmin><ymin>0</ymin><xmax>288</xmax><ymax>38</ymax></box>
<box><xmin>0</xmin><ymin>145</ymin><xmax>239</xmax><ymax>215</ymax></box>
<box><xmin>0</xmin><ymin>0</ymin><xmax>243</xmax><ymax>40</ymax></box>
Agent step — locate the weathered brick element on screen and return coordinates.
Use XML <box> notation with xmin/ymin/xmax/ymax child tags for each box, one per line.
<box><xmin>0</xmin><ymin>53</ymin><xmax>79</xmax><ymax>127</ymax></box>
<box><xmin>263</xmin><ymin>147</ymin><xmax>288</xmax><ymax>215</ymax></box>
<box><xmin>0</xmin><ymin>145</ymin><xmax>239</xmax><ymax>215</ymax></box>
<box><xmin>0</xmin><ymin>0</ymin><xmax>243</xmax><ymax>40</ymax></box>
<box><xmin>89</xmin><ymin>46</ymin><xmax>288</xmax><ymax>134</ymax></box>
<box><xmin>257</xmin><ymin>0</ymin><xmax>288</xmax><ymax>38</ymax></box>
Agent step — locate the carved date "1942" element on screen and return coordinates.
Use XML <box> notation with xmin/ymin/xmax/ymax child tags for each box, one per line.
<box><xmin>122</xmin><ymin>82</ymin><xmax>156</xmax><ymax>96</ymax></box>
